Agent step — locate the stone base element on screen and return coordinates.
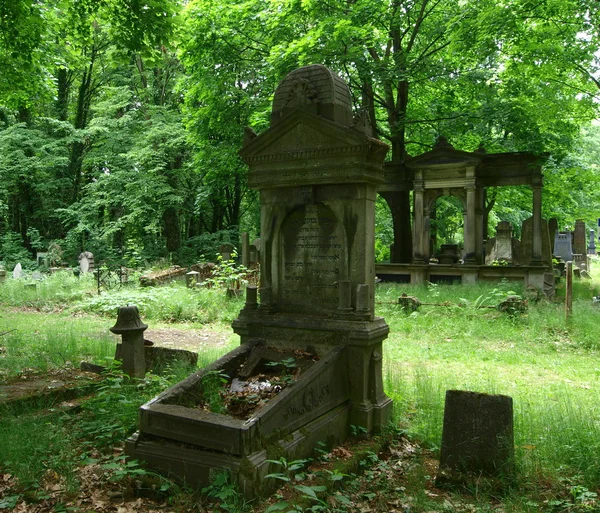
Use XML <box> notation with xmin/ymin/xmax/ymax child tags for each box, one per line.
<box><xmin>126</xmin><ymin>403</ymin><xmax>350</xmax><ymax>498</ymax></box>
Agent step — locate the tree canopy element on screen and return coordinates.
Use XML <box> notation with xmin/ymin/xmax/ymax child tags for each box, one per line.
<box><xmin>0</xmin><ymin>0</ymin><xmax>599</xmax><ymax>267</ymax></box>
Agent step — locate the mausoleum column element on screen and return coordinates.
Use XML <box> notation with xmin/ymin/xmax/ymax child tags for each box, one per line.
<box><xmin>464</xmin><ymin>167</ymin><xmax>477</xmax><ymax>264</ymax></box>
<box><xmin>413</xmin><ymin>175</ymin><xmax>425</xmax><ymax>263</ymax></box>
<box><xmin>532</xmin><ymin>184</ymin><xmax>542</xmax><ymax>264</ymax></box>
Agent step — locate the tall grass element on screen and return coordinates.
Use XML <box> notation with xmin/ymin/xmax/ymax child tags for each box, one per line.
<box><xmin>381</xmin><ymin>273</ymin><xmax>600</xmax><ymax>489</ymax></box>
<box><xmin>0</xmin><ymin>312</ymin><xmax>115</xmax><ymax>378</ymax></box>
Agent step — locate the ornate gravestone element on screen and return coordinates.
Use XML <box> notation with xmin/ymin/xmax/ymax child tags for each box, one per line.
<box><xmin>126</xmin><ymin>65</ymin><xmax>392</xmax><ymax>496</ymax></box>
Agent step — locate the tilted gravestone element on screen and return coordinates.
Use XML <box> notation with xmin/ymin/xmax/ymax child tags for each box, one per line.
<box><xmin>126</xmin><ymin>65</ymin><xmax>392</xmax><ymax>496</ymax></box>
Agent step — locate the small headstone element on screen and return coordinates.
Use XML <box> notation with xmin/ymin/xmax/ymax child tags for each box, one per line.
<box><xmin>485</xmin><ymin>221</ymin><xmax>520</xmax><ymax>265</ymax></box>
<box><xmin>78</xmin><ymin>251</ymin><xmax>94</xmax><ymax>273</ymax></box>
<box><xmin>0</xmin><ymin>270</ymin><xmax>6</xmax><ymax>282</ymax></box>
<box><xmin>36</xmin><ymin>252</ymin><xmax>48</xmax><ymax>267</ymax></box>
<box><xmin>439</xmin><ymin>390</ymin><xmax>514</xmax><ymax>478</ymax></box>
<box><xmin>186</xmin><ymin>271</ymin><xmax>200</xmax><ymax>288</ymax></box>
<box><xmin>218</xmin><ymin>244</ymin><xmax>234</xmax><ymax>262</ymax></box>
<box><xmin>12</xmin><ymin>263</ymin><xmax>22</xmax><ymax>279</ymax></box>
<box><xmin>553</xmin><ymin>232</ymin><xmax>573</xmax><ymax>262</ymax></box>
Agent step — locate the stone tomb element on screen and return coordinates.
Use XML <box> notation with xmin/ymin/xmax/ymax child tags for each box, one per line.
<box><xmin>126</xmin><ymin>65</ymin><xmax>393</xmax><ymax>496</ymax></box>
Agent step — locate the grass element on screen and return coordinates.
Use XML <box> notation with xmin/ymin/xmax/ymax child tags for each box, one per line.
<box><xmin>2</xmin><ymin>263</ymin><xmax>600</xmax><ymax>511</ymax></box>
<box><xmin>379</xmin><ymin>265</ymin><xmax>600</xmax><ymax>494</ymax></box>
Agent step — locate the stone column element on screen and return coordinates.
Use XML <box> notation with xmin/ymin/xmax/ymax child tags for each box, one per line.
<box><xmin>531</xmin><ymin>185</ymin><xmax>543</xmax><ymax>265</ymax></box>
<box><xmin>413</xmin><ymin>174</ymin><xmax>425</xmax><ymax>263</ymax></box>
<box><xmin>464</xmin><ymin>168</ymin><xmax>477</xmax><ymax>264</ymax></box>
<box><xmin>110</xmin><ymin>305</ymin><xmax>148</xmax><ymax>378</ymax></box>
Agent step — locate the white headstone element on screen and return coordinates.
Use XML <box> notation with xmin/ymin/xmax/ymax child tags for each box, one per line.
<box><xmin>80</xmin><ymin>256</ymin><xmax>90</xmax><ymax>273</ymax></box>
<box><xmin>12</xmin><ymin>263</ymin><xmax>22</xmax><ymax>279</ymax></box>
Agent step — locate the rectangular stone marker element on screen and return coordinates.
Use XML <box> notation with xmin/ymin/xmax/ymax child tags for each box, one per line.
<box><xmin>440</xmin><ymin>389</ymin><xmax>514</xmax><ymax>478</ymax></box>
<box><xmin>573</xmin><ymin>220</ymin><xmax>587</xmax><ymax>256</ymax></box>
<box><xmin>553</xmin><ymin>232</ymin><xmax>573</xmax><ymax>262</ymax></box>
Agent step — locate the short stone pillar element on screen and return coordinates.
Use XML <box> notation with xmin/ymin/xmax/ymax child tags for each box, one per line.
<box><xmin>186</xmin><ymin>271</ymin><xmax>200</xmax><ymax>288</ymax></box>
<box><xmin>565</xmin><ymin>261</ymin><xmax>573</xmax><ymax>319</ymax></box>
<box><xmin>110</xmin><ymin>305</ymin><xmax>148</xmax><ymax>378</ymax></box>
<box><xmin>588</xmin><ymin>230</ymin><xmax>596</xmax><ymax>255</ymax></box>
<box><xmin>440</xmin><ymin>390</ymin><xmax>514</xmax><ymax>478</ymax></box>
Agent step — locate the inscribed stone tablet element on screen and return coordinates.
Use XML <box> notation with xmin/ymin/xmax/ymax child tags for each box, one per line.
<box><xmin>280</xmin><ymin>204</ymin><xmax>345</xmax><ymax>313</ymax></box>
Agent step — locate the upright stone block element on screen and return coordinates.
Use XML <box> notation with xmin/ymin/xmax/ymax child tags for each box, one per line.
<box><xmin>440</xmin><ymin>390</ymin><xmax>514</xmax><ymax>478</ymax></box>
<box><xmin>573</xmin><ymin>220</ymin><xmax>587</xmax><ymax>256</ymax></box>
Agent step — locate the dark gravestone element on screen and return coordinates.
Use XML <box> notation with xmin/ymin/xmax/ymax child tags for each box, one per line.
<box><xmin>573</xmin><ymin>220</ymin><xmax>587</xmax><ymax>256</ymax></box>
<box><xmin>440</xmin><ymin>390</ymin><xmax>514</xmax><ymax>478</ymax></box>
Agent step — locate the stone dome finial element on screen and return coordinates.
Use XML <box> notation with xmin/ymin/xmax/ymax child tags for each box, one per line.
<box><xmin>434</xmin><ymin>135</ymin><xmax>454</xmax><ymax>149</ymax></box>
<box><xmin>271</xmin><ymin>65</ymin><xmax>353</xmax><ymax>127</ymax></box>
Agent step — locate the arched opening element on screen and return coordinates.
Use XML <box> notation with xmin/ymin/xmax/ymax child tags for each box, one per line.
<box><xmin>430</xmin><ymin>195</ymin><xmax>464</xmax><ymax>262</ymax></box>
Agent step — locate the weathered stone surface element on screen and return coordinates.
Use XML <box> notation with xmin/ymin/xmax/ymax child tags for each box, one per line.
<box><xmin>440</xmin><ymin>390</ymin><xmax>514</xmax><ymax>477</ymax></box>
<box><xmin>127</xmin><ymin>64</ymin><xmax>392</xmax><ymax>497</ymax></box>
<box><xmin>548</xmin><ymin>218</ymin><xmax>558</xmax><ymax>253</ymax></box>
<box><xmin>485</xmin><ymin>221</ymin><xmax>520</xmax><ymax>265</ymax></box>
<box><xmin>554</xmin><ymin>232</ymin><xmax>573</xmax><ymax>262</ymax></box>
<box><xmin>520</xmin><ymin>217</ymin><xmax>552</xmax><ymax>267</ymax></box>
<box><xmin>588</xmin><ymin>229</ymin><xmax>596</xmax><ymax>255</ymax></box>
<box><xmin>573</xmin><ymin>220</ymin><xmax>587</xmax><ymax>256</ymax></box>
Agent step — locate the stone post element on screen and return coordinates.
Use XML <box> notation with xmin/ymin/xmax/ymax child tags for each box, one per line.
<box><xmin>186</xmin><ymin>271</ymin><xmax>200</xmax><ymax>288</ymax></box>
<box><xmin>589</xmin><ymin>229</ymin><xmax>596</xmax><ymax>255</ymax></box>
<box><xmin>413</xmin><ymin>176</ymin><xmax>425</xmax><ymax>263</ymax></box>
<box><xmin>241</xmin><ymin>232</ymin><xmax>250</xmax><ymax>267</ymax></box>
<box><xmin>565</xmin><ymin>261</ymin><xmax>573</xmax><ymax>319</ymax></box>
<box><xmin>110</xmin><ymin>305</ymin><xmax>148</xmax><ymax>378</ymax></box>
<box><xmin>464</xmin><ymin>167</ymin><xmax>477</xmax><ymax>264</ymax></box>
<box><xmin>531</xmin><ymin>185</ymin><xmax>543</xmax><ymax>265</ymax></box>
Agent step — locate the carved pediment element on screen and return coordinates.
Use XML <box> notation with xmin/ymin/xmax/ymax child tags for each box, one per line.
<box><xmin>240</xmin><ymin>110</ymin><xmax>380</xmax><ymax>163</ymax></box>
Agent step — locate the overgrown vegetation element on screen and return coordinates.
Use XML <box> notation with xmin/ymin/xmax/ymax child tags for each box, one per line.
<box><xmin>2</xmin><ymin>266</ymin><xmax>600</xmax><ymax>511</ymax></box>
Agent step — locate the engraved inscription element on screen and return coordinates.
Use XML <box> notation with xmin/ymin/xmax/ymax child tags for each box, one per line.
<box><xmin>282</xmin><ymin>384</ymin><xmax>331</xmax><ymax>420</ymax></box>
<box><xmin>280</xmin><ymin>204</ymin><xmax>344</xmax><ymax>311</ymax></box>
